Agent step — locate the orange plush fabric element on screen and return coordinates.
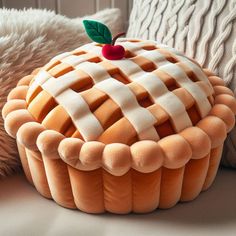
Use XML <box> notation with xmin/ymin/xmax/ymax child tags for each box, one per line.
<box><xmin>2</xmin><ymin>39</ymin><xmax>236</xmax><ymax>214</ymax></box>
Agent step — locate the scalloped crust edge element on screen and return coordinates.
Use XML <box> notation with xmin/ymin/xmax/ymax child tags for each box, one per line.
<box><xmin>2</xmin><ymin>72</ymin><xmax>236</xmax><ymax>176</ymax></box>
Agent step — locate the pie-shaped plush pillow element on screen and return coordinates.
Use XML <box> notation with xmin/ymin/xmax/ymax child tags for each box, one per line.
<box><xmin>2</xmin><ymin>21</ymin><xmax>236</xmax><ymax>214</ymax></box>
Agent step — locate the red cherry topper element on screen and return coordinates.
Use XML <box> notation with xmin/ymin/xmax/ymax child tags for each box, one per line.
<box><xmin>83</xmin><ymin>20</ymin><xmax>126</xmax><ymax>60</ymax></box>
<box><xmin>102</xmin><ymin>32</ymin><xmax>126</xmax><ymax>60</ymax></box>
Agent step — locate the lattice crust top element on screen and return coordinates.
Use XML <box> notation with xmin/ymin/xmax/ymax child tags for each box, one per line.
<box><xmin>25</xmin><ymin>38</ymin><xmax>215</xmax><ymax>145</ymax></box>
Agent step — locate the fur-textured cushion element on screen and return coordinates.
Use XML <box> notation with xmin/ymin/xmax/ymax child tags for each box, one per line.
<box><xmin>0</xmin><ymin>8</ymin><xmax>123</xmax><ymax>178</ymax></box>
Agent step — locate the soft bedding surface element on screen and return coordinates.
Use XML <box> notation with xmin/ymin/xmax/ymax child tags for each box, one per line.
<box><xmin>0</xmin><ymin>169</ymin><xmax>235</xmax><ymax>236</ymax></box>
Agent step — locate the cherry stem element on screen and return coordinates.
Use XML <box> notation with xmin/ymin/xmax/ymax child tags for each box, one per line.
<box><xmin>111</xmin><ymin>32</ymin><xmax>126</xmax><ymax>45</ymax></box>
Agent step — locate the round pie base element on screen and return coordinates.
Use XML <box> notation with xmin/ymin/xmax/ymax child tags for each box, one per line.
<box><xmin>17</xmin><ymin>140</ymin><xmax>223</xmax><ymax>213</ymax></box>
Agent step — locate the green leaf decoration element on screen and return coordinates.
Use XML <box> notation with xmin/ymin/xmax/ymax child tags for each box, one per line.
<box><xmin>83</xmin><ymin>20</ymin><xmax>112</xmax><ymax>44</ymax></box>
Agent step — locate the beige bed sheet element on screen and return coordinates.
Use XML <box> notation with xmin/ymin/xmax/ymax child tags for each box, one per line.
<box><xmin>0</xmin><ymin>169</ymin><xmax>235</xmax><ymax>236</ymax></box>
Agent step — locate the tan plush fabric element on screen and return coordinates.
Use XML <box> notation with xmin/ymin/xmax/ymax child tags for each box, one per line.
<box><xmin>0</xmin><ymin>8</ymin><xmax>123</xmax><ymax>178</ymax></box>
<box><xmin>127</xmin><ymin>0</ymin><xmax>236</xmax><ymax>168</ymax></box>
<box><xmin>3</xmin><ymin>38</ymin><xmax>235</xmax><ymax>213</ymax></box>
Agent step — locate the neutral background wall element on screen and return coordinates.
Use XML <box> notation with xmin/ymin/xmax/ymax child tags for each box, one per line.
<box><xmin>0</xmin><ymin>0</ymin><xmax>133</xmax><ymax>27</ymax></box>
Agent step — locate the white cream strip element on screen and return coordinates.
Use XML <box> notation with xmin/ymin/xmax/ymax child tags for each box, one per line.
<box><xmin>33</xmin><ymin>70</ymin><xmax>52</xmax><ymax>85</ymax></box>
<box><xmin>117</xmin><ymin>38</ymin><xmax>157</xmax><ymax>45</ymax></box>
<box><xmin>94</xmin><ymin>78</ymin><xmax>159</xmax><ymax>140</ymax></box>
<box><xmin>80</xmin><ymin>43</ymin><xmax>102</xmax><ymax>55</ymax></box>
<box><xmin>26</xmin><ymin>70</ymin><xmax>52</xmax><ymax>102</ymax></box>
<box><xmin>41</xmin><ymin>70</ymin><xmax>82</xmax><ymax>97</ymax></box>
<box><xmin>55</xmin><ymin>89</ymin><xmax>103</xmax><ymax>141</ymax></box>
<box><xmin>50</xmin><ymin>52</ymin><xmax>71</xmax><ymax>62</ymax></box>
<box><xmin>76</xmin><ymin>61</ymin><xmax>110</xmax><ymax>83</ymax></box>
<box><xmin>138</xmin><ymin>127</ymin><xmax>160</xmax><ymax>141</ymax></box>
<box><xmin>159</xmin><ymin>64</ymin><xmax>211</xmax><ymax>117</ymax></box>
<box><xmin>60</xmin><ymin>54</ymin><xmax>87</xmax><ymax>67</ymax></box>
<box><xmin>135</xmin><ymin>73</ymin><xmax>192</xmax><ymax>132</ymax></box>
<box><xmin>110</xmin><ymin>59</ymin><xmax>145</xmax><ymax>79</ymax></box>
<box><xmin>119</xmin><ymin>41</ymin><xmax>149</xmax><ymax>54</ymax></box>
<box><xmin>140</xmin><ymin>50</ymin><xmax>169</xmax><ymax>66</ymax></box>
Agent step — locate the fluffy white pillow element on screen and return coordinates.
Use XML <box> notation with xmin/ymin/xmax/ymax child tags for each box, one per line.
<box><xmin>127</xmin><ymin>0</ymin><xmax>236</xmax><ymax>168</ymax></box>
<box><xmin>0</xmin><ymin>8</ymin><xmax>123</xmax><ymax>177</ymax></box>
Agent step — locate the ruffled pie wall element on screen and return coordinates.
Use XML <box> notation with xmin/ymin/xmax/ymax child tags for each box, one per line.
<box><xmin>2</xmin><ymin>68</ymin><xmax>236</xmax><ymax>214</ymax></box>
